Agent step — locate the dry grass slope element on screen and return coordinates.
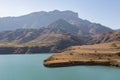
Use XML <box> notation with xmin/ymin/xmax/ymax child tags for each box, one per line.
<box><xmin>44</xmin><ymin>41</ymin><xmax>120</xmax><ymax>67</ymax></box>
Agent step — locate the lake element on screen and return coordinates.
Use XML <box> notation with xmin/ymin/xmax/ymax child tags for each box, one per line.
<box><xmin>0</xmin><ymin>54</ymin><xmax>120</xmax><ymax>80</ymax></box>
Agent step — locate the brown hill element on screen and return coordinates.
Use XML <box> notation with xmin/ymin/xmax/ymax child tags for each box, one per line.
<box><xmin>44</xmin><ymin>41</ymin><xmax>120</xmax><ymax>67</ymax></box>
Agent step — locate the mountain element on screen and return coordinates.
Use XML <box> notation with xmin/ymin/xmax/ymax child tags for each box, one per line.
<box><xmin>46</xmin><ymin>19</ymin><xmax>81</xmax><ymax>35</ymax></box>
<box><xmin>0</xmin><ymin>19</ymin><xmax>81</xmax><ymax>43</ymax></box>
<box><xmin>0</xmin><ymin>10</ymin><xmax>113</xmax><ymax>35</ymax></box>
<box><xmin>0</xmin><ymin>19</ymin><xmax>85</xmax><ymax>52</ymax></box>
<box><xmin>24</xmin><ymin>19</ymin><xmax>84</xmax><ymax>52</ymax></box>
<box><xmin>116</xmin><ymin>29</ymin><xmax>120</xmax><ymax>31</ymax></box>
<box><xmin>0</xmin><ymin>10</ymin><xmax>79</xmax><ymax>31</ymax></box>
<box><xmin>0</xmin><ymin>10</ymin><xmax>116</xmax><ymax>54</ymax></box>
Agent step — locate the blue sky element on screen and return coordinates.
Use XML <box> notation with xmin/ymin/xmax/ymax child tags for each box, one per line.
<box><xmin>0</xmin><ymin>0</ymin><xmax>119</xmax><ymax>29</ymax></box>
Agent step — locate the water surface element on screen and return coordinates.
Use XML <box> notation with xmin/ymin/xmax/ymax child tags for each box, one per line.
<box><xmin>0</xmin><ymin>54</ymin><xmax>120</xmax><ymax>80</ymax></box>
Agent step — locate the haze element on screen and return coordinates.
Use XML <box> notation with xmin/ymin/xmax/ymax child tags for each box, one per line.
<box><xmin>0</xmin><ymin>0</ymin><xmax>119</xmax><ymax>29</ymax></box>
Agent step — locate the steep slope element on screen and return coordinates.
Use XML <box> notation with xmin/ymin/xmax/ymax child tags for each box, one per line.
<box><xmin>25</xmin><ymin>19</ymin><xmax>83</xmax><ymax>52</ymax></box>
<box><xmin>71</xmin><ymin>19</ymin><xmax>113</xmax><ymax>35</ymax></box>
<box><xmin>0</xmin><ymin>19</ymin><xmax>85</xmax><ymax>53</ymax></box>
<box><xmin>0</xmin><ymin>10</ymin><xmax>113</xmax><ymax>35</ymax></box>
<box><xmin>88</xmin><ymin>31</ymin><xmax>120</xmax><ymax>44</ymax></box>
<box><xmin>46</xmin><ymin>19</ymin><xmax>80</xmax><ymax>35</ymax></box>
<box><xmin>0</xmin><ymin>28</ymin><xmax>42</xmax><ymax>43</ymax></box>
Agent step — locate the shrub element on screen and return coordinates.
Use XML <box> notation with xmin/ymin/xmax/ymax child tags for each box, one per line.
<box><xmin>111</xmin><ymin>43</ymin><xmax>117</xmax><ymax>47</ymax></box>
<box><xmin>69</xmin><ymin>53</ymin><xmax>73</xmax><ymax>55</ymax></box>
<box><xmin>117</xmin><ymin>52</ymin><xmax>120</xmax><ymax>56</ymax></box>
<box><xmin>116</xmin><ymin>46</ymin><xmax>120</xmax><ymax>49</ymax></box>
<box><xmin>94</xmin><ymin>50</ymin><xmax>97</xmax><ymax>53</ymax></box>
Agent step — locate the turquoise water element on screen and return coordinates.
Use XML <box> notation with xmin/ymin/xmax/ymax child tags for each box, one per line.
<box><xmin>0</xmin><ymin>54</ymin><xmax>120</xmax><ymax>80</ymax></box>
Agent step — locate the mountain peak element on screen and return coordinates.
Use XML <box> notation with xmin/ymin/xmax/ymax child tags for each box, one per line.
<box><xmin>47</xmin><ymin>19</ymin><xmax>79</xmax><ymax>35</ymax></box>
<box><xmin>47</xmin><ymin>19</ymin><xmax>72</xmax><ymax>28</ymax></box>
<box><xmin>51</xmin><ymin>19</ymin><xmax>69</xmax><ymax>25</ymax></box>
<box><xmin>50</xmin><ymin>10</ymin><xmax>60</xmax><ymax>13</ymax></box>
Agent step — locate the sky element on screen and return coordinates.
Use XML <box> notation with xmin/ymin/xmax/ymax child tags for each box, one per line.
<box><xmin>0</xmin><ymin>0</ymin><xmax>119</xmax><ymax>29</ymax></box>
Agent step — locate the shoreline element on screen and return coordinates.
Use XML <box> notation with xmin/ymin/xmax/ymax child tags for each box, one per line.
<box><xmin>44</xmin><ymin>59</ymin><xmax>120</xmax><ymax>67</ymax></box>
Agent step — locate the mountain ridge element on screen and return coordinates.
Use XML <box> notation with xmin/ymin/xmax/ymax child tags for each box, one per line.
<box><xmin>0</xmin><ymin>10</ymin><xmax>113</xmax><ymax>33</ymax></box>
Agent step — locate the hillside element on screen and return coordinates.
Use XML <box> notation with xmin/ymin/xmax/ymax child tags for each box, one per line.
<box><xmin>44</xmin><ymin>41</ymin><xmax>120</xmax><ymax>67</ymax></box>
<box><xmin>88</xmin><ymin>31</ymin><xmax>120</xmax><ymax>44</ymax></box>
<box><xmin>0</xmin><ymin>29</ymin><xmax>42</xmax><ymax>43</ymax></box>
<box><xmin>0</xmin><ymin>25</ymin><xmax>119</xmax><ymax>53</ymax></box>
<box><xmin>0</xmin><ymin>19</ymin><xmax>84</xmax><ymax>53</ymax></box>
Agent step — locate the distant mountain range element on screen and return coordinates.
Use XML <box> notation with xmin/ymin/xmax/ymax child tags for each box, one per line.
<box><xmin>116</xmin><ymin>29</ymin><xmax>120</xmax><ymax>31</ymax></box>
<box><xmin>0</xmin><ymin>10</ymin><xmax>113</xmax><ymax>34</ymax></box>
<box><xmin>0</xmin><ymin>10</ymin><xmax>119</xmax><ymax>54</ymax></box>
